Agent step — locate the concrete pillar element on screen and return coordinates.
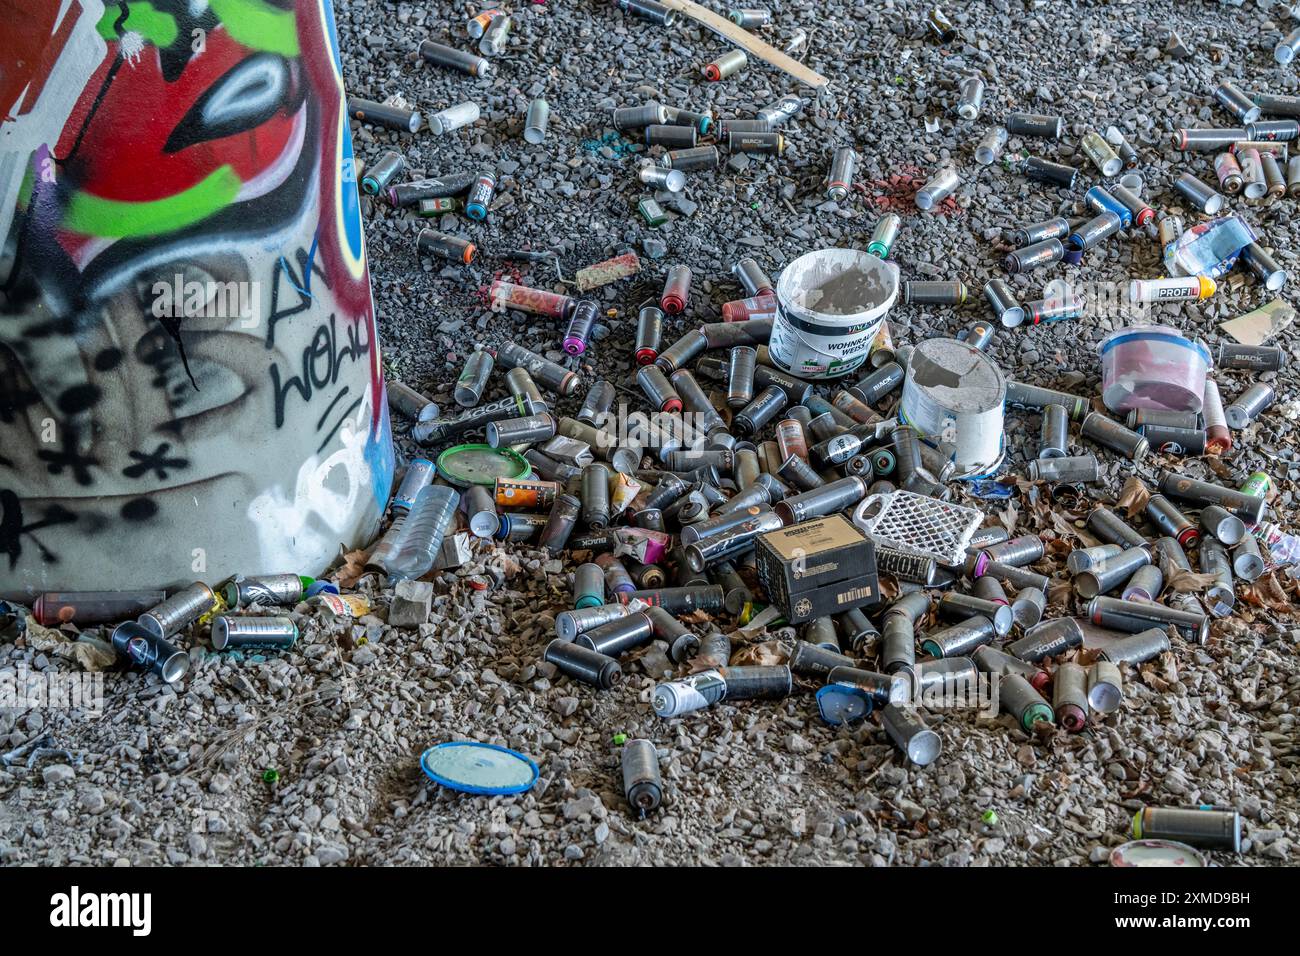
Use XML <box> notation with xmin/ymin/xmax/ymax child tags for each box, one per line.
<box><xmin>0</xmin><ymin>0</ymin><xmax>393</xmax><ymax>597</ymax></box>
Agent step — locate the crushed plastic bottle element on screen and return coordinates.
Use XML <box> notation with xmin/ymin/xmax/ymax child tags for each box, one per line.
<box><xmin>368</xmin><ymin>484</ymin><xmax>460</xmax><ymax>581</ymax></box>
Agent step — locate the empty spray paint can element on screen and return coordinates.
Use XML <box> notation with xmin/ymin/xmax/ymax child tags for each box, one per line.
<box><xmin>416</xmin><ymin>228</ymin><xmax>476</xmax><ymax>264</ymax></box>
<box><xmin>1174</xmin><ymin>172</ymin><xmax>1224</xmax><ymax>214</ymax></box>
<box><xmin>984</xmin><ymin>278</ymin><xmax>1025</xmax><ymax>328</ymax></box>
<box><xmin>419</xmin><ymin>40</ymin><xmax>494</xmax><ymax>77</ymax></box>
<box><xmin>1081</xmin><ymin>130</ymin><xmax>1122</xmax><ymax>176</ymax></box>
<box><xmin>1218</xmin><ymin>343</ymin><xmax>1287</xmax><ymax>371</ymax></box>
<box><xmin>660</xmin><ymin>145</ymin><xmax>722</xmax><ymax>171</ymax></box>
<box><xmin>211</xmin><ymin>616</ymin><xmax>298</xmax><ymax>652</ymax></box>
<box><xmin>479</xmin><ymin>13</ymin><xmax>512</xmax><ymax>55</ymax></box>
<box><xmin>575</xmin><ymin>611</ymin><xmax>655</xmax><ymax>656</ymax></box>
<box><xmin>1201</xmin><ymin>504</ymin><xmax>1246</xmax><ymax>545</ymax></box>
<box><xmin>867</xmin><ymin>214</ymin><xmax>901</xmax><ymax>259</ymax></box>
<box><xmin>660</xmin><ymin>265</ymin><xmax>692</xmax><ymax>314</ymax></box>
<box><xmin>921</xmin><ymin>616</ymin><xmax>996</xmax><ymax>658</ymax></box>
<box><xmin>348</xmin><ymin>97</ymin><xmax>421</xmax><ymax>133</ymax></box>
<box><xmin>1000</xmin><ymin>673</ymin><xmax>1054</xmax><ymax>731</ymax></box>
<box><xmin>622</xmin><ymin>739</ymin><xmax>663</xmax><ymax>814</ymax></box>
<box><xmin>975</xmin><ymin>127</ymin><xmax>1008</xmax><ymax>165</ymax></box>
<box><xmin>703</xmin><ymin>50</ymin><xmax>748</xmax><ymax>81</ymax></box>
<box><xmin>139</xmin><ymin>583</ymin><xmax>217</xmax><ymax>639</ymax></box>
<box><xmin>728</xmin><ymin>346</ymin><xmax>758</xmax><ymax>408</ymax></box>
<box><xmin>882</xmin><ymin>705</ymin><xmax>942</xmax><ymax>766</ymax></box>
<box><xmin>1173</xmin><ymin>128</ymin><xmax>1247</xmax><ymax>151</ymax></box>
<box><xmin>1159</xmin><ymin>473</ymin><xmax>1266</xmax><ymax>525</ymax></box>
<box><xmin>1215</xmin><ymin>151</ymin><xmax>1245</xmax><ymax>194</ymax></box>
<box><xmin>1100</xmin><ymin>627</ymin><xmax>1171</xmax><ymax>665</ymax></box>
<box><xmin>615</xmin><ymin>103</ymin><xmax>669</xmax><ymax>130</ymax></box>
<box><xmin>633</xmin><ymin>305</ymin><xmax>665</xmax><ymax>367</ymax></box>
<box><xmin>1004</xmin><ymin>238</ymin><xmax>1064</xmax><ymax>274</ymax></box>
<box><xmin>827</xmin><ymin>147</ymin><xmax>857</xmax><ymax>202</ymax></box>
<box><xmin>637</xmin><ymin>364</ymin><xmax>682</xmax><ymax>413</ymax></box>
<box><xmin>757</xmin><ymin>94</ymin><xmax>805</xmax><ymax>126</ymax></box>
<box><xmin>646</xmin><ymin>124</ymin><xmax>697</xmax><ymax>149</ymax></box>
<box><xmin>465</xmin><ymin>172</ymin><xmax>497</xmax><ymax>220</ymax></box>
<box><xmin>1008</xmin><ymin>617</ymin><xmax>1084</xmax><ymax>662</ymax></box>
<box><xmin>223</xmin><ymin>574</ymin><xmax>308</xmax><ymax>609</ymax></box>
<box><xmin>1146</xmin><ymin>494</ymin><xmax>1199</xmax><ymax>546</ymax></box>
<box><xmin>619</xmin><ymin>585</ymin><xmax>725</xmax><ymax>615</ymax></box>
<box><xmin>1087</xmin><ymin>661</ymin><xmax>1124</xmax><ymax>713</ymax></box>
<box><xmin>33</xmin><ymin>589</ymin><xmax>168</xmax><ymax>627</ymax></box>
<box><xmin>1132</xmin><ymin>806</ymin><xmax>1241</xmax><ymax>853</ymax></box>
<box><xmin>112</xmin><ymin>621</ymin><xmax>190</xmax><ymax>683</ymax></box>
<box><xmin>1073</xmin><ymin>546</ymin><xmax>1152</xmax><ymax>599</ymax></box>
<box><xmin>1007</xmin><ymin>113</ymin><xmax>1063</xmax><ymax>138</ymax></box>
<box><xmin>453</xmin><ymin>350</ymin><xmax>495</xmax><ymax>408</ymax></box>
<box><xmin>523</xmin><ymin>98</ymin><xmax>551</xmax><ymax>144</ymax></box>
<box><xmin>904</xmin><ymin>281</ymin><xmax>968</xmax><ymax>305</ymax></box>
<box><xmin>429</xmin><ymin>101</ymin><xmax>481</xmax><ymax>136</ymax></box>
<box><xmin>558</xmin><ymin>304</ymin><xmax>600</xmax><ymax>361</ymax></box>
<box><xmin>1089</xmin><ymin>596</ymin><xmax>1209</xmax><ymax>645</ymax></box>
<box><xmin>915</xmin><ymin>166</ymin><xmax>960</xmax><ymax>210</ymax></box>
<box><xmin>1027</xmin><ymin>454</ymin><xmax>1098</xmax><ymax>483</ymax></box>
<box><xmin>1200</xmin><ymin>538</ymin><xmax>1236</xmax><ymax>617</ymax></box>
<box><xmin>545</xmin><ymin>639</ymin><xmax>622</xmax><ymax>689</ymax></box>
<box><xmin>956</xmin><ymin>74</ymin><xmax>984</xmax><ymax>121</ymax></box>
<box><xmin>577</xmin><ymin>380</ymin><xmax>617</xmax><ymax>428</ymax></box>
<box><xmin>1082</xmin><ymin>412</ymin><xmax>1148</xmax><ymax>461</ymax></box>
<box><xmin>1053</xmin><ymin>661</ymin><xmax>1089</xmax><ymax>732</ymax></box>
<box><xmin>574</xmin><ymin>562</ymin><xmax>605</xmax><ymax>609</ymax></box>
<box><xmin>1225</xmin><ymin>383</ymin><xmax>1275</xmax><ymax>429</ymax></box>
<box><xmin>733</xmin><ymin>385</ymin><xmax>788</xmax><ymax>437</ymax></box>
<box><xmin>1241</xmin><ymin>243</ymin><xmax>1286</xmax><ymax>291</ymax></box>
<box><xmin>362</xmin><ymin>151</ymin><xmax>405</xmax><ymax>196</ymax></box>
<box><xmin>652</xmin><ymin>670</ymin><xmax>727</xmax><ymax>717</ymax></box>
<box><xmin>1215</xmin><ymin>82</ymin><xmax>1260</xmax><ymax>123</ymax></box>
<box><xmin>616</xmin><ymin>0</ymin><xmax>680</xmax><ymax>26</ymax></box>
<box><xmin>487</xmin><ymin>413</ymin><xmax>556</xmax><ymax>449</ymax></box>
<box><xmin>1039</xmin><ymin>403</ymin><xmax>1069</xmax><ymax>458</ymax></box>
<box><xmin>732</xmin><ymin>258</ymin><xmax>775</xmax><ymax>297</ymax></box>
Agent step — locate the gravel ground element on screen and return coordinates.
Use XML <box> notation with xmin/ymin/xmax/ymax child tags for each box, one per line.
<box><xmin>3</xmin><ymin>0</ymin><xmax>1300</xmax><ymax>866</ymax></box>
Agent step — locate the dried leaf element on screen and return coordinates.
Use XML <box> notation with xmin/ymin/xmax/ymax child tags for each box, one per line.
<box><xmin>728</xmin><ymin>640</ymin><xmax>786</xmax><ymax>666</ymax></box>
<box><xmin>1047</xmin><ymin>578</ymin><xmax>1074</xmax><ymax>608</ymax></box>
<box><xmin>1051</xmin><ymin>512</ymin><xmax>1101</xmax><ymax>548</ymax></box>
<box><xmin>1115</xmin><ymin>476</ymin><xmax>1151</xmax><ymax>518</ymax></box>
<box><xmin>1138</xmin><ymin>661</ymin><xmax>1171</xmax><ymax>692</ymax></box>
<box><xmin>878</xmin><ymin>575</ymin><xmax>901</xmax><ymax>602</ymax></box>
<box><xmin>1241</xmin><ymin>572</ymin><xmax>1295</xmax><ymax>614</ymax></box>
<box><xmin>329</xmin><ymin>547</ymin><xmax>369</xmax><ymax>589</ymax></box>
<box><xmin>1163</xmin><ymin>568</ymin><xmax>1218</xmax><ymax>593</ymax></box>
<box><xmin>998</xmin><ymin>500</ymin><xmax>1019</xmax><ymax>535</ymax></box>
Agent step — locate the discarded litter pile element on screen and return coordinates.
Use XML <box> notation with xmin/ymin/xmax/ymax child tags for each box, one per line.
<box><xmin>5</xmin><ymin>2</ymin><xmax>1299</xmax><ymax>867</ymax></box>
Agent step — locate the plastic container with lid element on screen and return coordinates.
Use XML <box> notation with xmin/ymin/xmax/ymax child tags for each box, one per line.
<box><xmin>1099</xmin><ymin>325</ymin><xmax>1211</xmax><ymax>414</ymax></box>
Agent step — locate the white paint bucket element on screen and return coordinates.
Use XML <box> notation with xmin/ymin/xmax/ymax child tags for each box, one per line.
<box><xmin>900</xmin><ymin>338</ymin><xmax>1006</xmax><ymax>479</ymax></box>
<box><xmin>770</xmin><ymin>248</ymin><xmax>899</xmax><ymax>380</ymax></box>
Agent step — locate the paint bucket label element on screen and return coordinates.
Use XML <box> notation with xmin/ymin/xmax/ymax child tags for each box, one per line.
<box><xmin>770</xmin><ymin>249</ymin><xmax>899</xmax><ymax>380</ymax></box>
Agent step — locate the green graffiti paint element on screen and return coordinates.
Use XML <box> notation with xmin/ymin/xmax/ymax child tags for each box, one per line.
<box><xmin>209</xmin><ymin>0</ymin><xmax>301</xmax><ymax>56</ymax></box>
<box><xmin>96</xmin><ymin>2</ymin><xmax>180</xmax><ymax>47</ymax></box>
<box><xmin>64</xmin><ymin>166</ymin><xmax>241</xmax><ymax>238</ymax></box>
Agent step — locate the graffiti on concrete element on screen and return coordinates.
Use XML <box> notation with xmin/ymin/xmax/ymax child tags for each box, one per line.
<box><xmin>0</xmin><ymin>0</ymin><xmax>393</xmax><ymax>595</ymax></box>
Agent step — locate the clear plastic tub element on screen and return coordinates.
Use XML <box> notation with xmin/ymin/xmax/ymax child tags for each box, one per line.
<box><xmin>1099</xmin><ymin>325</ymin><xmax>1211</xmax><ymax>414</ymax></box>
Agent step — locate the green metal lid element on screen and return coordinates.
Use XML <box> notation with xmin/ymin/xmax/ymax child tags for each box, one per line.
<box><xmin>436</xmin><ymin>443</ymin><xmax>530</xmax><ymax>488</ymax></box>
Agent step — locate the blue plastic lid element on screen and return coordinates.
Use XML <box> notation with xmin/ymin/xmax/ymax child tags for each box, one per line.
<box><xmin>420</xmin><ymin>742</ymin><xmax>538</xmax><ymax>795</ymax></box>
<box><xmin>816</xmin><ymin>683</ymin><xmax>874</xmax><ymax>726</ymax></box>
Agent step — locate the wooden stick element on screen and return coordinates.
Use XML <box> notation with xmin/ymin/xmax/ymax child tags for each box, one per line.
<box><xmin>660</xmin><ymin>0</ymin><xmax>830</xmax><ymax>90</ymax></box>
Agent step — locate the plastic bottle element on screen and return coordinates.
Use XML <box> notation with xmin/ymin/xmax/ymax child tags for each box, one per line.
<box><xmin>368</xmin><ymin>484</ymin><xmax>460</xmax><ymax>581</ymax></box>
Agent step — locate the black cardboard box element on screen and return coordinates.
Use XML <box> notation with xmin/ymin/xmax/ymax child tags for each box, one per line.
<box><xmin>756</xmin><ymin>515</ymin><xmax>878</xmax><ymax>617</ymax></box>
<box><xmin>774</xmin><ymin>576</ymin><xmax>880</xmax><ymax>625</ymax></box>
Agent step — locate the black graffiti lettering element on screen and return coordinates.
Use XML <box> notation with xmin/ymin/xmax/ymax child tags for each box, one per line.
<box><xmin>269</xmin><ymin>313</ymin><xmax>371</xmax><ymax>429</ymax></box>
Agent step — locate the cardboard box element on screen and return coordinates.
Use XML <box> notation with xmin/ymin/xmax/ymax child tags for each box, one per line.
<box><xmin>756</xmin><ymin>515</ymin><xmax>878</xmax><ymax>615</ymax></box>
<box><xmin>775</xmin><ymin>576</ymin><xmax>880</xmax><ymax>625</ymax></box>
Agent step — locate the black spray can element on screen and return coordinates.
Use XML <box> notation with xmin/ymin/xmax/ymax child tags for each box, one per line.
<box><xmin>112</xmin><ymin>621</ymin><xmax>190</xmax><ymax>683</ymax></box>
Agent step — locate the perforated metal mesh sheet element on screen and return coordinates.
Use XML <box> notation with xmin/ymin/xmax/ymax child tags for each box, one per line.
<box><xmin>852</xmin><ymin>491</ymin><xmax>983</xmax><ymax>567</ymax></box>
